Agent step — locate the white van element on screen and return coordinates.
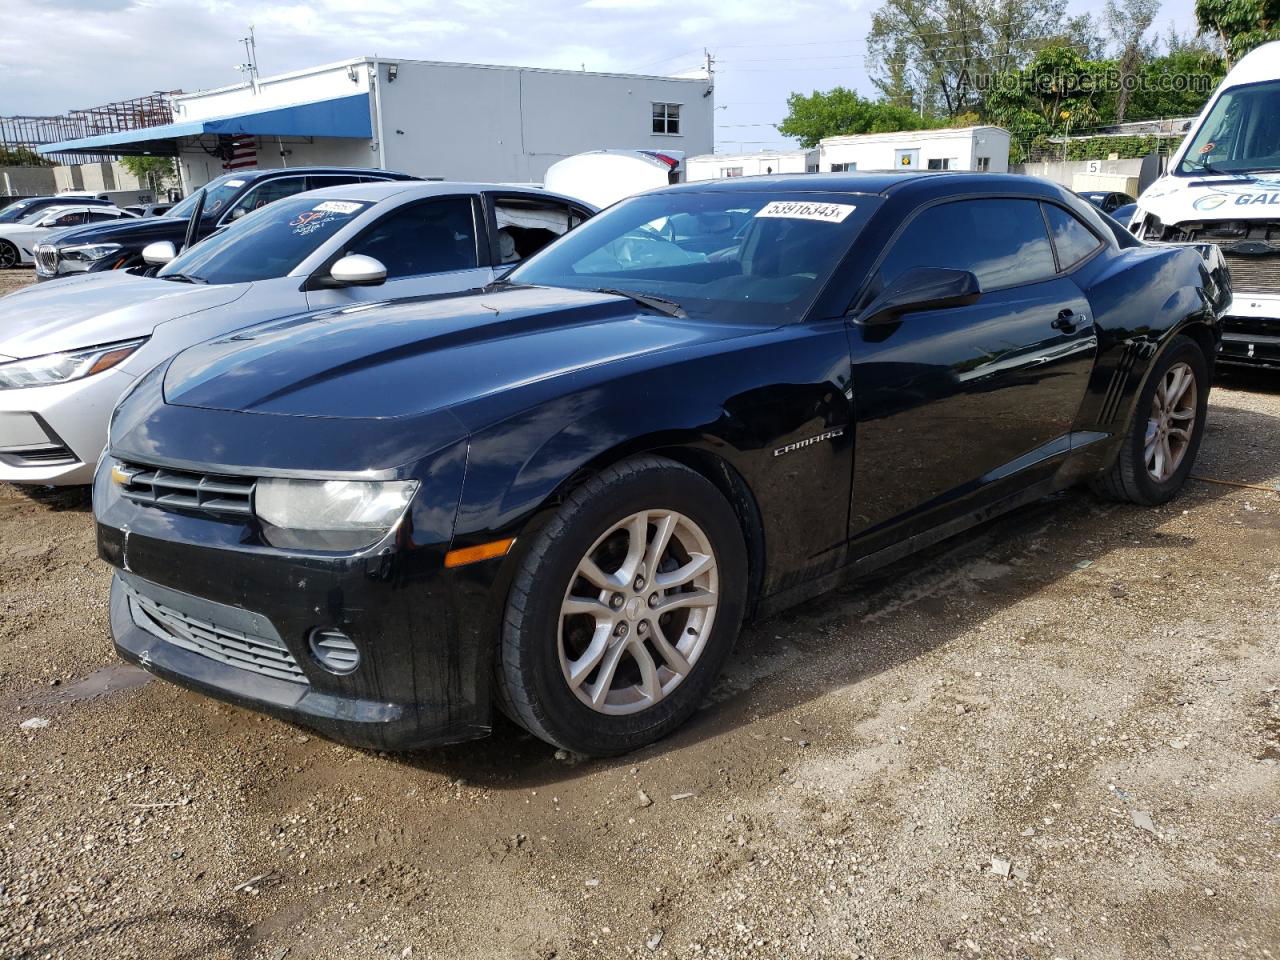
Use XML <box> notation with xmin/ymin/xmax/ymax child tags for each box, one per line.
<box><xmin>1131</xmin><ymin>40</ymin><xmax>1280</xmax><ymax>367</ymax></box>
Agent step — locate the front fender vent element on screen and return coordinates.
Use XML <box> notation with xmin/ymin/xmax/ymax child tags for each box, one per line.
<box><xmin>1099</xmin><ymin>341</ymin><xmax>1154</xmax><ymax>425</ymax></box>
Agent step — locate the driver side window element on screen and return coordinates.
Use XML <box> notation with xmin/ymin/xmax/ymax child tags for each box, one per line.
<box><xmin>877</xmin><ymin>198</ymin><xmax>1056</xmax><ymax>292</ymax></box>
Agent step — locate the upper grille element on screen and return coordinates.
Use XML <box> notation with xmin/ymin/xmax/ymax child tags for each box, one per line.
<box><xmin>115</xmin><ymin>461</ymin><xmax>255</xmax><ymax>518</ymax></box>
<box><xmin>1221</xmin><ymin>251</ymin><xmax>1280</xmax><ymax>296</ymax></box>
<box><xmin>124</xmin><ymin>581</ymin><xmax>308</xmax><ymax>684</ymax></box>
<box><xmin>34</xmin><ymin>245</ymin><xmax>58</xmax><ymax>275</ymax></box>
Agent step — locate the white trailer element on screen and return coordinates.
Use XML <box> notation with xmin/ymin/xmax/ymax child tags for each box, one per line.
<box><xmin>686</xmin><ymin>150</ymin><xmax>818</xmax><ymax>181</ymax></box>
<box><xmin>818</xmin><ymin>126</ymin><xmax>1010</xmax><ymax>174</ymax></box>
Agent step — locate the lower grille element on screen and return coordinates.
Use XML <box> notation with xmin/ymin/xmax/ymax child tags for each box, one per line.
<box><xmin>0</xmin><ymin>444</ymin><xmax>78</xmax><ymax>468</ymax></box>
<box><xmin>1222</xmin><ymin>252</ymin><xmax>1280</xmax><ymax>296</ymax></box>
<box><xmin>115</xmin><ymin>461</ymin><xmax>255</xmax><ymax>518</ymax></box>
<box><xmin>125</xmin><ymin>582</ymin><xmax>307</xmax><ymax>684</ymax></box>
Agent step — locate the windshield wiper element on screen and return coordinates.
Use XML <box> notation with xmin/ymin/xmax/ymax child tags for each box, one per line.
<box><xmin>161</xmin><ymin>272</ymin><xmax>207</xmax><ymax>284</ymax></box>
<box><xmin>593</xmin><ymin>287</ymin><xmax>686</xmax><ymax>318</ymax></box>
<box><xmin>1186</xmin><ymin>158</ymin><xmax>1254</xmax><ymax>180</ymax></box>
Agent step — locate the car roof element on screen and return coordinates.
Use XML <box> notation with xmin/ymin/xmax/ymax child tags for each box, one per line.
<box><xmin>233</xmin><ymin>166</ymin><xmax>415</xmax><ymax>182</ymax></box>
<box><xmin>300</xmin><ymin>180</ymin><xmax>595</xmax><ymax>207</ymax></box>
<box><xmin>657</xmin><ymin>170</ymin><xmax>1072</xmax><ymax>200</ymax></box>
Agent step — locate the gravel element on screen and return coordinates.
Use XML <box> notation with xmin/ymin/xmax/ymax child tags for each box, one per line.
<box><xmin>1</xmin><ymin>266</ymin><xmax>1278</xmax><ymax>958</ymax></box>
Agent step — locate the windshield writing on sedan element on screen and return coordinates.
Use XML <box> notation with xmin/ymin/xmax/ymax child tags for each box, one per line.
<box><xmin>157</xmin><ymin>197</ymin><xmax>371</xmax><ymax>285</ymax></box>
<box><xmin>507</xmin><ymin>191</ymin><xmax>876</xmax><ymax>324</ymax></box>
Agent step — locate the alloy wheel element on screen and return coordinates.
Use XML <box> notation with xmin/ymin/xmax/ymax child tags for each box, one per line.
<box><xmin>558</xmin><ymin>509</ymin><xmax>719</xmax><ymax>715</ymax></box>
<box><xmin>0</xmin><ymin>242</ymin><xmax>17</xmax><ymax>269</ymax></box>
<box><xmin>1145</xmin><ymin>360</ymin><xmax>1198</xmax><ymax>483</ymax></box>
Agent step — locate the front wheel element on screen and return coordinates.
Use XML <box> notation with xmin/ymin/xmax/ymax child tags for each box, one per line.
<box><xmin>1093</xmin><ymin>334</ymin><xmax>1209</xmax><ymax>505</ymax></box>
<box><xmin>0</xmin><ymin>240</ymin><xmax>19</xmax><ymax>269</ymax></box>
<box><xmin>496</xmin><ymin>456</ymin><xmax>748</xmax><ymax>755</ymax></box>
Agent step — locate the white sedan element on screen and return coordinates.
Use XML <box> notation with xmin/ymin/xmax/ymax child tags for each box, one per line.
<box><xmin>0</xmin><ymin>180</ymin><xmax>594</xmax><ymax>484</ymax></box>
<box><xmin>0</xmin><ymin>205</ymin><xmax>138</xmax><ymax>268</ymax></box>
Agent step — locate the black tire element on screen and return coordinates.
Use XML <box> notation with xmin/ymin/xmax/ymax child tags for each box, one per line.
<box><xmin>0</xmin><ymin>240</ymin><xmax>18</xmax><ymax>270</ymax></box>
<box><xmin>1092</xmin><ymin>334</ymin><xmax>1209</xmax><ymax>505</ymax></box>
<box><xmin>496</xmin><ymin>455</ymin><xmax>749</xmax><ymax>756</ymax></box>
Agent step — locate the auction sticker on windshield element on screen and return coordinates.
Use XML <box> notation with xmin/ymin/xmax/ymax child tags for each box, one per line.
<box><xmin>314</xmin><ymin>201</ymin><xmax>363</xmax><ymax>215</ymax></box>
<box><xmin>755</xmin><ymin>201</ymin><xmax>856</xmax><ymax>223</ymax></box>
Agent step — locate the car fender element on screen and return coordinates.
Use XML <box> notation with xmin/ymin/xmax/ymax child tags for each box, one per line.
<box><xmin>452</xmin><ymin>321</ymin><xmax>857</xmax><ymax>601</ymax></box>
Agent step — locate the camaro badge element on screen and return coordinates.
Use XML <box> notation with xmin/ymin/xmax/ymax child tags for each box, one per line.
<box><xmin>773</xmin><ymin>428</ymin><xmax>845</xmax><ymax>457</ymax></box>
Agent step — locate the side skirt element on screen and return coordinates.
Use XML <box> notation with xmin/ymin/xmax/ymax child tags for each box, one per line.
<box><xmin>753</xmin><ymin>476</ymin><xmax>1059</xmax><ymax>620</ymax></box>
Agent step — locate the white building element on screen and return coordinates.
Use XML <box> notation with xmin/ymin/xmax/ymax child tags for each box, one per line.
<box><xmin>818</xmin><ymin>126</ymin><xmax>1010</xmax><ymax>174</ymax></box>
<box><xmin>40</xmin><ymin>57</ymin><xmax>715</xmax><ymax>191</ymax></box>
<box><xmin>686</xmin><ymin>149</ymin><xmax>817</xmax><ymax>181</ymax></box>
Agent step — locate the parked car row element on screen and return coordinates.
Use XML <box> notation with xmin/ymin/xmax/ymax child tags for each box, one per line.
<box><xmin>0</xmin><ymin>160</ymin><xmax>1231</xmax><ymax>756</ymax></box>
<box><xmin>0</xmin><ymin>203</ymin><xmax>139</xmax><ymax>268</ymax></box>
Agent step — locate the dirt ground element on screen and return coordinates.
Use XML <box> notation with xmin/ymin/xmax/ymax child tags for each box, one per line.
<box><xmin>0</xmin><ymin>263</ymin><xmax>1277</xmax><ymax>960</ymax></box>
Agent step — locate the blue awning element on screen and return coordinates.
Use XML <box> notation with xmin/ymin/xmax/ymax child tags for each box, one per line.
<box><xmin>37</xmin><ymin>93</ymin><xmax>372</xmax><ymax>156</ymax></box>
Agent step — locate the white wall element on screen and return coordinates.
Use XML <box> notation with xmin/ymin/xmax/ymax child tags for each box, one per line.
<box><xmin>687</xmin><ymin>151</ymin><xmax>816</xmax><ymax>181</ymax></box>
<box><xmin>375</xmin><ymin>59</ymin><xmax>714</xmax><ymax>182</ymax></box>
<box><xmin>168</xmin><ymin>57</ymin><xmax>714</xmax><ymax>189</ymax></box>
<box><xmin>173</xmin><ymin>62</ymin><xmax>375</xmax><ymax>121</ymax></box>
<box><xmin>819</xmin><ymin>128</ymin><xmax>1009</xmax><ymax>173</ymax></box>
<box><xmin>0</xmin><ymin>166</ymin><xmax>56</xmax><ymax>197</ymax></box>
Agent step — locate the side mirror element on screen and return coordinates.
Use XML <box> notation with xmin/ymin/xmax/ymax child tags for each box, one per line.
<box><xmin>142</xmin><ymin>241</ymin><xmax>177</xmax><ymax>266</ymax></box>
<box><xmin>857</xmin><ymin>267</ymin><xmax>982</xmax><ymax>325</ymax></box>
<box><xmin>329</xmin><ymin>254</ymin><xmax>387</xmax><ymax>287</ymax></box>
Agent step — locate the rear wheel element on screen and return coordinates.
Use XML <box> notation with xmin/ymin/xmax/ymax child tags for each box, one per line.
<box><xmin>497</xmin><ymin>456</ymin><xmax>748</xmax><ymax>755</ymax></box>
<box><xmin>0</xmin><ymin>240</ymin><xmax>18</xmax><ymax>269</ymax></box>
<box><xmin>1093</xmin><ymin>335</ymin><xmax>1209</xmax><ymax>505</ymax></box>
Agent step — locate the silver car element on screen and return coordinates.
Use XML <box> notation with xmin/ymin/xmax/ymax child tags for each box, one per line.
<box><xmin>0</xmin><ymin>180</ymin><xmax>595</xmax><ymax>484</ymax></box>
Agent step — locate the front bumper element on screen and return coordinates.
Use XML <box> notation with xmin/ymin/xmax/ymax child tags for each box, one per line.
<box><xmin>94</xmin><ymin>434</ymin><xmax>494</xmax><ymax>751</ymax></box>
<box><xmin>0</xmin><ymin>368</ymin><xmax>135</xmax><ymax>485</ymax></box>
<box><xmin>1219</xmin><ymin>298</ymin><xmax>1280</xmax><ymax>368</ymax></box>
<box><xmin>111</xmin><ymin>572</ymin><xmax>460</xmax><ymax>748</ymax></box>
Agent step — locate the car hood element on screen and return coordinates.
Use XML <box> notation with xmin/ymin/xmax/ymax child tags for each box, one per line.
<box><xmin>0</xmin><ymin>270</ymin><xmax>249</xmax><ymax>361</ymax></box>
<box><xmin>164</xmin><ymin>285</ymin><xmax>743</xmax><ymax>421</ymax></box>
<box><xmin>1138</xmin><ymin>172</ymin><xmax>1280</xmax><ymax>224</ymax></box>
<box><xmin>47</xmin><ymin>215</ymin><xmax>185</xmax><ymax>248</ymax></box>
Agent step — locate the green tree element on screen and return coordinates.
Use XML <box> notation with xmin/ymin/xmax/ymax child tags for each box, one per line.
<box><xmin>865</xmin><ymin>0</ymin><xmax>1102</xmax><ymax>118</ymax></box>
<box><xmin>983</xmin><ymin>47</ymin><xmax>1113</xmax><ymax>158</ymax></box>
<box><xmin>1127</xmin><ymin>44</ymin><xmax>1226</xmax><ymax>118</ymax></box>
<box><xmin>1104</xmin><ymin>0</ymin><xmax>1161</xmax><ymax>121</ymax></box>
<box><xmin>1194</xmin><ymin>0</ymin><xmax>1280</xmax><ymax>63</ymax></box>
<box><xmin>778</xmin><ymin>88</ymin><xmax>936</xmax><ymax>148</ymax></box>
<box><xmin>118</xmin><ymin>155</ymin><xmax>177</xmax><ymax>195</ymax></box>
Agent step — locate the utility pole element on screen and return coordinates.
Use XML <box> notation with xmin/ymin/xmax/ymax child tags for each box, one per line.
<box><xmin>238</xmin><ymin>26</ymin><xmax>260</xmax><ymax>93</ymax></box>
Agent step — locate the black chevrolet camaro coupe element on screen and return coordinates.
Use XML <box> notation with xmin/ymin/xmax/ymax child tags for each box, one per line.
<box><xmin>94</xmin><ymin>173</ymin><xmax>1229</xmax><ymax>756</ymax></box>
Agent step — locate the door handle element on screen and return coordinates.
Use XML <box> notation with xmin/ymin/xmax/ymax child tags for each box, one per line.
<box><xmin>1052</xmin><ymin>309</ymin><xmax>1079</xmax><ymax>333</ymax></box>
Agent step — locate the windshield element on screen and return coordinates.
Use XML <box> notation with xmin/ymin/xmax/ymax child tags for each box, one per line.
<box><xmin>1178</xmin><ymin>78</ymin><xmax>1280</xmax><ymax>176</ymax></box>
<box><xmin>166</xmin><ymin>174</ymin><xmax>246</xmax><ymax>220</ymax></box>
<box><xmin>0</xmin><ymin>200</ymin><xmax>36</xmax><ymax>223</ymax></box>
<box><xmin>158</xmin><ymin>196</ymin><xmax>372</xmax><ymax>284</ymax></box>
<box><xmin>506</xmin><ymin>191</ymin><xmax>876</xmax><ymax>323</ymax></box>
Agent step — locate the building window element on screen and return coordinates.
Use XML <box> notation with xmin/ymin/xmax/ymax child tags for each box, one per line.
<box><xmin>830</xmin><ymin>162</ymin><xmax>856</xmax><ymax>172</ymax></box>
<box><xmin>975</xmin><ymin>156</ymin><xmax>991</xmax><ymax>171</ymax></box>
<box><xmin>720</xmin><ymin>166</ymin><xmax>744</xmax><ymax>178</ymax></box>
<box><xmin>652</xmin><ymin>102</ymin><xmax>681</xmax><ymax>136</ymax></box>
<box><xmin>927</xmin><ymin>158</ymin><xmax>952</xmax><ymax>170</ymax></box>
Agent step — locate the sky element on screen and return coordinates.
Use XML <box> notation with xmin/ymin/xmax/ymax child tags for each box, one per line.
<box><xmin>1</xmin><ymin>0</ymin><xmax>1200</xmax><ymax>154</ymax></box>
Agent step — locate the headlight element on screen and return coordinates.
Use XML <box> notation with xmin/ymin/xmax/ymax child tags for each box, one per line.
<box><xmin>60</xmin><ymin>243</ymin><xmax>123</xmax><ymax>263</ymax></box>
<box><xmin>254</xmin><ymin>478</ymin><xmax>419</xmax><ymax>551</ymax></box>
<box><xmin>0</xmin><ymin>338</ymin><xmax>146</xmax><ymax>390</ymax></box>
